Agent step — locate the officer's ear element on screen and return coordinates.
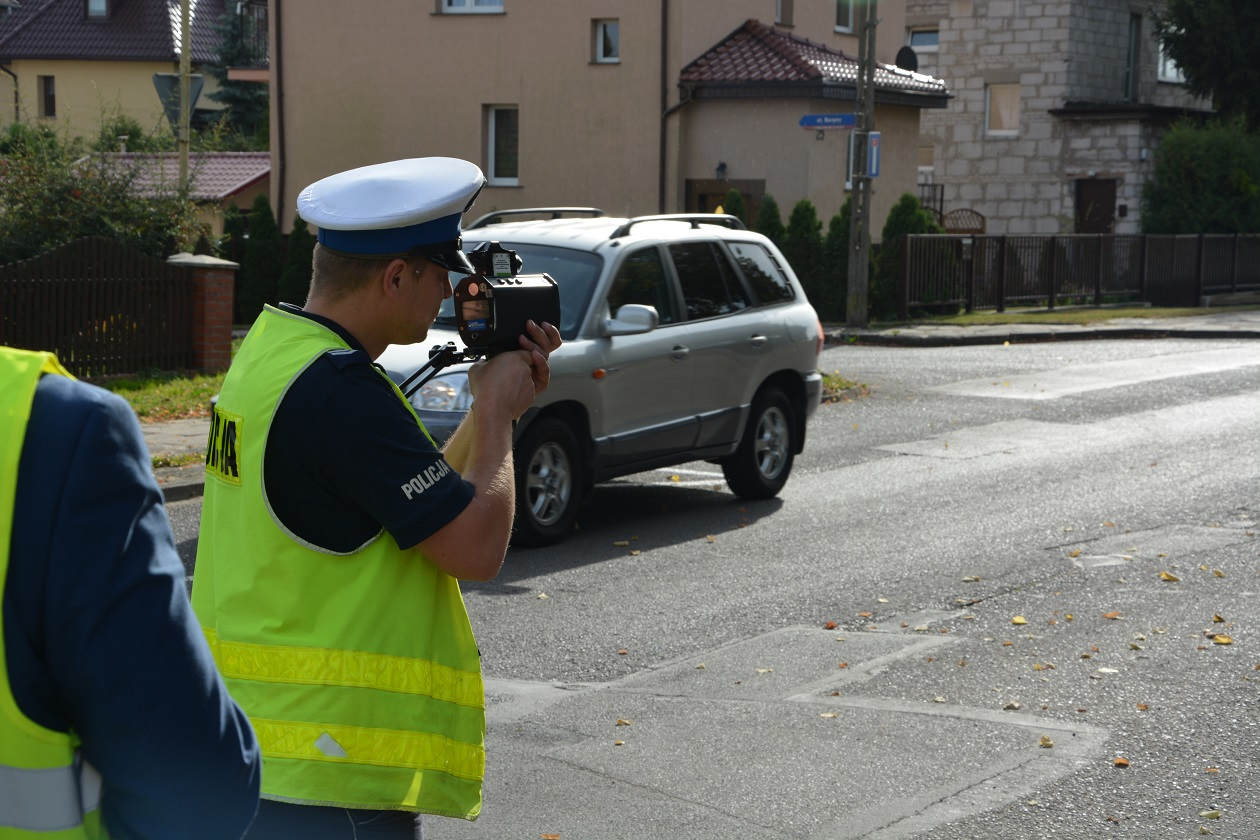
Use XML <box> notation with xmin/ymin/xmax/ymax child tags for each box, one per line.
<box><xmin>381</xmin><ymin>258</ymin><xmax>410</xmax><ymax>298</ymax></box>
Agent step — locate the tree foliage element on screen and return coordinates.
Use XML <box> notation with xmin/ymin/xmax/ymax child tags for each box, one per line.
<box><xmin>819</xmin><ymin>199</ymin><xmax>852</xmax><ymax>323</ymax></box>
<box><xmin>0</xmin><ymin>127</ymin><xmax>209</xmax><ymax>264</ymax></box>
<box><xmin>237</xmin><ymin>193</ymin><xmax>283</xmax><ymax>322</ymax></box>
<box><xmin>722</xmin><ymin>188</ymin><xmax>747</xmax><ymax>225</ymax></box>
<box><xmin>872</xmin><ymin>193</ymin><xmax>943</xmax><ymax>320</ymax></box>
<box><xmin>1155</xmin><ymin>0</ymin><xmax>1260</xmax><ymax>131</ymax></box>
<box><xmin>1141</xmin><ymin>119</ymin><xmax>1260</xmax><ymax>233</ymax></box>
<box><xmin>783</xmin><ymin>199</ymin><xmax>825</xmax><ymax>317</ymax></box>
<box><xmin>203</xmin><ymin>10</ymin><xmax>270</xmax><ymax>148</ymax></box>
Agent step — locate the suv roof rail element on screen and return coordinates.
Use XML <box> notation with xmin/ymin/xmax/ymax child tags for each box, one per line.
<box><xmin>609</xmin><ymin>214</ymin><xmax>747</xmax><ymax>239</ymax></box>
<box><xmin>466</xmin><ymin>207</ymin><xmax>606</xmax><ymax>230</ymax></box>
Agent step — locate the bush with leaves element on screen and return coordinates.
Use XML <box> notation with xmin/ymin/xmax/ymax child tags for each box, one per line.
<box><xmin>783</xmin><ymin>199</ymin><xmax>825</xmax><ymax>315</ymax></box>
<box><xmin>237</xmin><ymin>194</ymin><xmax>283</xmax><ymax>323</ymax></box>
<box><xmin>277</xmin><ymin>218</ymin><xmax>316</xmax><ymax>307</ymax></box>
<box><xmin>819</xmin><ymin>199</ymin><xmax>852</xmax><ymax>323</ymax></box>
<box><xmin>722</xmin><ymin>188</ymin><xmax>747</xmax><ymax>225</ymax></box>
<box><xmin>1140</xmin><ymin>119</ymin><xmax>1260</xmax><ymax>234</ymax></box>
<box><xmin>753</xmin><ymin>193</ymin><xmax>785</xmax><ymax>247</ymax></box>
<box><xmin>0</xmin><ymin>125</ymin><xmax>209</xmax><ymax>265</ymax></box>
<box><xmin>871</xmin><ymin>193</ymin><xmax>943</xmax><ymax>321</ymax></box>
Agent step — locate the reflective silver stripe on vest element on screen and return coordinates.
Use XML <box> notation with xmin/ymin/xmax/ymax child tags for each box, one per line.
<box><xmin>0</xmin><ymin>757</ymin><xmax>101</xmax><ymax>832</ymax></box>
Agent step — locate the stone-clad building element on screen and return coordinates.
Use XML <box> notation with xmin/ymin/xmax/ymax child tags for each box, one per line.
<box><xmin>906</xmin><ymin>0</ymin><xmax>1213</xmax><ymax>235</ymax></box>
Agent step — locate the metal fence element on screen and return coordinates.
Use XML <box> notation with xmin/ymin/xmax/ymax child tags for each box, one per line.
<box><xmin>0</xmin><ymin>237</ymin><xmax>194</xmax><ymax>378</ymax></box>
<box><xmin>901</xmin><ymin>233</ymin><xmax>1260</xmax><ymax>317</ymax></box>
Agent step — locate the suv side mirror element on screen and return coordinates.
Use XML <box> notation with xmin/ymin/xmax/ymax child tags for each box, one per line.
<box><xmin>602</xmin><ymin>304</ymin><xmax>659</xmax><ymax>337</ymax></box>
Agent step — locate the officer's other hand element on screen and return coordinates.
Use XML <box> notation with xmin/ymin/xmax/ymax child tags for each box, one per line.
<box><xmin>517</xmin><ymin>320</ymin><xmax>561</xmax><ymax>395</ymax></box>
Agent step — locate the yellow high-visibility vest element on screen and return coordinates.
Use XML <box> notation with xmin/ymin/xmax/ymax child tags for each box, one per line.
<box><xmin>193</xmin><ymin>306</ymin><xmax>485</xmax><ymax>820</ymax></box>
<box><xmin>0</xmin><ymin>347</ymin><xmax>106</xmax><ymax>839</ymax></box>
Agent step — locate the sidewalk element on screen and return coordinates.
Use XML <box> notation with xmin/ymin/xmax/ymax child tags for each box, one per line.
<box><xmin>143</xmin><ymin>307</ymin><xmax>1260</xmax><ymax>503</ymax></box>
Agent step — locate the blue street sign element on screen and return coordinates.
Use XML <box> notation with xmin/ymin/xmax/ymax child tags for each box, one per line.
<box><xmin>799</xmin><ymin>113</ymin><xmax>857</xmax><ymax>129</ymax></box>
<box><xmin>868</xmin><ymin>131</ymin><xmax>882</xmax><ymax>177</ymax></box>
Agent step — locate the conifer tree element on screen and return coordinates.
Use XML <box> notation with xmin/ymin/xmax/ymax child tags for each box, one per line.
<box><xmin>872</xmin><ymin>193</ymin><xmax>943</xmax><ymax>320</ymax></box>
<box><xmin>277</xmin><ymin>218</ymin><xmax>316</xmax><ymax>306</ymax></box>
<box><xmin>753</xmin><ymin>193</ymin><xmax>785</xmax><ymax>247</ymax></box>
<box><xmin>783</xmin><ymin>199</ymin><xmax>824</xmax><ymax>315</ymax></box>
<box><xmin>723</xmin><ymin>188</ymin><xmax>747</xmax><ymax>225</ymax></box>
<box><xmin>238</xmin><ymin>194</ymin><xmax>283</xmax><ymax>323</ymax></box>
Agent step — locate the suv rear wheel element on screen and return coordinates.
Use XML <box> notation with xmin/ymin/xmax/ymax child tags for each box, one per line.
<box><xmin>512</xmin><ymin>417</ymin><xmax>582</xmax><ymax>547</ymax></box>
<box><xmin>722</xmin><ymin>386</ymin><xmax>795</xmax><ymax>500</ymax></box>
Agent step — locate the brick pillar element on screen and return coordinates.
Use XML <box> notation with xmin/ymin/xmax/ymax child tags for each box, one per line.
<box><xmin>168</xmin><ymin>253</ymin><xmax>238</xmax><ymax>374</ymax></box>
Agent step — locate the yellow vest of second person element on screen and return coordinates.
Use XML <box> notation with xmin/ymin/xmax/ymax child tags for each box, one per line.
<box><xmin>0</xmin><ymin>347</ymin><xmax>105</xmax><ymax>839</ymax></box>
<box><xmin>192</xmin><ymin>306</ymin><xmax>485</xmax><ymax>820</ymax></box>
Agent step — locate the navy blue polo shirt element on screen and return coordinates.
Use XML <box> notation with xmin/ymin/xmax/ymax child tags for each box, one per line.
<box><xmin>264</xmin><ymin>305</ymin><xmax>474</xmax><ymax>553</ymax></box>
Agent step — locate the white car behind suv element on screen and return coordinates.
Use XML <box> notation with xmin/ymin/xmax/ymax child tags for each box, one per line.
<box><xmin>377</xmin><ymin>210</ymin><xmax>824</xmax><ymax>546</ymax></box>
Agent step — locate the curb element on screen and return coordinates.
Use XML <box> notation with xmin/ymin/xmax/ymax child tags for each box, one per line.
<box><xmin>826</xmin><ymin>326</ymin><xmax>1260</xmax><ymax>348</ymax></box>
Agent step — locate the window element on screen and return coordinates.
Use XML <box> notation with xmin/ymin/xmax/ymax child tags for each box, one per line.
<box><xmin>441</xmin><ymin>0</ymin><xmax>502</xmax><ymax>13</ymax></box>
<box><xmin>908</xmin><ymin>29</ymin><xmax>938</xmax><ymax>51</ymax></box>
<box><xmin>669</xmin><ymin>242</ymin><xmax>749</xmax><ymax>320</ymax></box>
<box><xmin>608</xmin><ymin>248</ymin><xmax>676</xmax><ymax>324</ymax></box>
<box><xmin>728</xmin><ymin>242</ymin><xmax>794</xmax><ymax>304</ymax></box>
<box><xmin>835</xmin><ymin>0</ymin><xmax>853</xmax><ymax>33</ymax></box>
<box><xmin>594</xmin><ymin>19</ymin><xmax>619</xmax><ymax>64</ymax></box>
<box><xmin>985</xmin><ymin>84</ymin><xmax>1019</xmax><ymax>136</ymax></box>
<box><xmin>1124</xmin><ymin>14</ymin><xmax>1141</xmax><ymax>102</ymax></box>
<box><xmin>38</xmin><ymin>76</ymin><xmax>55</xmax><ymax>118</ymax></box>
<box><xmin>487</xmin><ymin>106</ymin><xmax>519</xmax><ymax>186</ymax></box>
<box><xmin>87</xmin><ymin>0</ymin><xmax>108</xmax><ymax>18</ymax></box>
<box><xmin>1158</xmin><ymin>42</ymin><xmax>1185</xmax><ymax>83</ymax></box>
<box><xmin>776</xmin><ymin>0</ymin><xmax>793</xmax><ymax>26</ymax></box>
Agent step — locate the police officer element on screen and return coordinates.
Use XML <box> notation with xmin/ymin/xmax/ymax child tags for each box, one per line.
<box><xmin>192</xmin><ymin>157</ymin><xmax>561</xmax><ymax>839</ymax></box>
<box><xmin>0</xmin><ymin>346</ymin><xmax>262</xmax><ymax>838</ymax></box>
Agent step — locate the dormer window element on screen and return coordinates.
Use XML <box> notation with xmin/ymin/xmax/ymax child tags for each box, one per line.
<box><xmin>87</xmin><ymin>0</ymin><xmax>108</xmax><ymax>19</ymax></box>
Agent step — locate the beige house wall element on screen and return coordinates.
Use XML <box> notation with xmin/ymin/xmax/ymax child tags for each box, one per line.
<box><xmin>1</xmin><ymin>58</ymin><xmax>224</xmax><ymax>144</ymax></box>
<box><xmin>270</xmin><ymin>1</ymin><xmax>926</xmax><ymax>243</ymax></box>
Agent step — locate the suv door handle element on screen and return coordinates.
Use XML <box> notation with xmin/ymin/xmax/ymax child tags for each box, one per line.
<box><xmin>670</xmin><ymin>344</ymin><xmax>690</xmax><ymax>361</ymax></box>
<box><xmin>748</xmin><ymin>334</ymin><xmax>769</xmax><ymax>347</ymax></box>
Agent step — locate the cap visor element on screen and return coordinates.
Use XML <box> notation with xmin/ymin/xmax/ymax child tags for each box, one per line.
<box><xmin>428</xmin><ymin>249</ymin><xmax>477</xmax><ymax>275</ymax></box>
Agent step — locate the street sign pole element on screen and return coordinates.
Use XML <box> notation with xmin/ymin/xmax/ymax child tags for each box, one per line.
<box><xmin>846</xmin><ymin>0</ymin><xmax>878</xmax><ymax>329</ymax></box>
<box><xmin>178</xmin><ymin>0</ymin><xmax>191</xmax><ymax>191</ymax></box>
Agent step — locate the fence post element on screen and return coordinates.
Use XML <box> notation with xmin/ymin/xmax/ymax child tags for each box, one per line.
<box><xmin>1194</xmin><ymin>234</ymin><xmax>1206</xmax><ymax>306</ymax></box>
<box><xmin>1231</xmin><ymin>233</ymin><xmax>1239</xmax><ymax>293</ymax></box>
<box><xmin>1138</xmin><ymin>234</ymin><xmax>1148</xmax><ymax>303</ymax></box>
<box><xmin>168</xmin><ymin>252</ymin><xmax>238</xmax><ymax>373</ymax></box>
<box><xmin>1047</xmin><ymin>235</ymin><xmax>1057</xmax><ymax>311</ymax></box>
<box><xmin>1094</xmin><ymin>235</ymin><xmax>1104</xmax><ymax>306</ymax></box>
<box><xmin>996</xmin><ymin>235</ymin><xmax>1007</xmax><ymax>313</ymax></box>
<box><xmin>899</xmin><ymin>235</ymin><xmax>911</xmax><ymax>321</ymax></box>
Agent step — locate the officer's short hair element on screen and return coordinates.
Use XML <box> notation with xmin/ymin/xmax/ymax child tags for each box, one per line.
<box><xmin>311</xmin><ymin>244</ymin><xmax>394</xmax><ymax>301</ymax></box>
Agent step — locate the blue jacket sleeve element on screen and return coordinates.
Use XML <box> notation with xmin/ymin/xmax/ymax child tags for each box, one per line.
<box><xmin>7</xmin><ymin>376</ymin><xmax>261</xmax><ymax>840</ymax></box>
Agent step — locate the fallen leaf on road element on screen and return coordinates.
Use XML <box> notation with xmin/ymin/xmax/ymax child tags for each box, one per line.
<box><xmin>614</xmin><ymin>740</ymin><xmax>624</xmax><ymax>746</ymax></box>
<box><xmin>1011</xmin><ymin>616</ymin><xmax>1028</xmax><ymax>625</ymax></box>
<box><xmin>1136</xmin><ymin>703</ymin><xmax>1149</xmax><ymax>711</ymax></box>
<box><xmin>1213</xmin><ymin>614</ymin><xmax>1226</xmax><ymax>623</ymax></box>
<box><xmin>858</xmin><ymin>612</ymin><xmax>872</xmax><ymax>618</ymax></box>
<box><xmin>820</xmin><ymin>712</ymin><xmax>838</xmax><ymax>719</ymax></box>
<box><xmin>756</xmin><ymin>668</ymin><xmax>773</xmax><ymax>673</ymax></box>
<box><xmin>1214</xmin><ymin>569</ymin><xmax>1226</xmax><ymax>578</ymax></box>
<box><xmin>695</xmin><ymin>663</ymin><xmax>705</xmax><ymax>669</ymax></box>
<box><xmin>933</xmin><ymin>696</ymin><xmax>946</xmax><ymax>703</ymax></box>
<box><xmin>1200</xmin><ymin>810</ymin><xmax>1221</xmax><ymax>819</ymax></box>
<box><xmin>1103</xmin><ymin>611</ymin><xmax>1123</xmax><ymax>620</ymax></box>
<box><xmin>1068</xmin><ymin>549</ymin><xmax>1082</xmax><ymax>558</ymax></box>
<box><xmin>617</xmin><ymin>649</ymin><xmax>628</xmax><ymax>655</ymax></box>
<box><xmin>669</xmin><ymin>475</ymin><xmax>680</xmax><ymax>482</ymax></box>
<box><xmin>962</xmin><ymin>575</ymin><xmax>981</xmax><ymax>582</ymax></box>
<box><xmin>616</xmin><ymin>719</ymin><xmax>632</xmax><ymax>726</ymax></box>
<box><xmin>1212</xmin><ymin>635</ymin><xmax>1233</xmax><ymax>645</ymax></box>
<box><xmin>1003</xmin><ymin>701</ymin><xmax>1021</xmax><ymax>710</ymax></box>
<box><xmin>837</xmin><ymin>662</ymin><xmax>849</xmax><ymax>669</ymax></box>
<box><xmin>542</xmin><ymin>834</ymin><xmax>561</xmax><ymax>840</ymax></box>
<box><xmin>1206</xmin><ymin>767</ymin><xmax>1221</xmax><ymax>774</ymax></box>
<box><xmin>705</xmin><ymin>535</ymin><xmax>716</xmax><ymax>543</ymax></box>
<box><xmin>613</xmin><ymin>540</ymin><xmax>630</xmax><ymax>547</ymax></box>
<box><xmin>1159</xmin><ymin>571</ymin><xmax>1181</xmax><ymax>582</ymax></box>
<box><xmin>1039</xmin><ymin>735</ymin><xmax>1054</xmax><ymax>748</ymax></box>
<box><xmin>1114</xmin><ymin>757</ymin><xmax>1130</xmax><ymax>768</ymax></box>
<box><xmin>824</xmin><ymin>621</ymin><xmax>837</xmax><ymax>630</ymax></box>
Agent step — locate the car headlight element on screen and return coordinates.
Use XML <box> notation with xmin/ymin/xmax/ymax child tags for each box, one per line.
<box><xmin>412</xmin><ymin>372</ymin><xmax>473</xmax><ymax>413</ymax></box>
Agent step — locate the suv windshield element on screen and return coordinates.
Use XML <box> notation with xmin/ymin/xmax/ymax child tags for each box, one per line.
<box><xmin>436</xmin><ymin>242</ymin><xmax>603</xmax><ymax>339</ymax></box>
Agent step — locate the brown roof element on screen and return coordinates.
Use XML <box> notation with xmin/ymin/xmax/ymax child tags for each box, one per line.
<box><xmin>680</xmin><ymin>19</ymin><xmax>950</xmax><ymax>106</ymax></box>
<box><xmin>97</xmin><ymin>151</ymin><xmax>269</xmax><ymax>201</ymax></box>
<box><xmin>0</xmin><ymin>0</ymin><xmax>226</xmax><ymax>63</ymax></box>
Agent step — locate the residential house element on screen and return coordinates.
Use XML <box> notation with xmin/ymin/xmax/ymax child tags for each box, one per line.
<box><xmin>104</xmin><ymin>150</ymin><xmax>269</xmax><ymax>237</ymax></box>
<box><xmin>905</xmin><ymin>0</ymin><xmax>1213</xmax><ymax>235</ymax></box>
<box><xmin>265</xmin><ymin>1</ymin><xmax>950</xmax><ymax>240</ymax></box>
<box><xmin>0</xmin><ymin>0</ymin><xmax>228</xmax><ymax>143</ymax></box>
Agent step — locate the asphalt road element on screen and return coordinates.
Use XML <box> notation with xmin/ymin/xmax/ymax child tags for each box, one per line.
<box><xmin>164</xmin><ymin>337</ymin><xmax>1260</xmax><ymax>839</ymax></box>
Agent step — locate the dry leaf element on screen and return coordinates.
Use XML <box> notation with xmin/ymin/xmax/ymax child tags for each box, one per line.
<box><xmin>613</xmin><ymin>740</ymin><xmax>624</xmax><ymax>746</ymax></box>
<box><xmin>1103</xmin><ymin>611</ymin><xmax>1123</xmax><ymax>620</ymax></box>
<box><xmin>1039</xmin><ymin>735</ymin><xmax>1054</xmax><ymax>748</ymax></box>
<box><xmin>1213</xmin><ymin>614</ymin><xmax>1226</xmax><ymax>623</ymax></box>
<box><xmin>1003</xmin><ymin>701</ymin><xmax>1021</xmax><ymax>710</ymax></box>
<box><xmin>705</xmin><ymin>535</ymin><xmax>716</xmax><ymax>543</ymax></box>
<box><xmin>824</xmin><ymin>621</ymin><xmax>837</xmax><ymax>630</ymax></box>
<box><xmin>1114</xmin><ymin>757</ymin><xmax>1130</xmax><ymax>768</ymax></box>
<box><xmin>837</xmin><ymin>662</ymin><xmax>849</xmax><ymax>669</ymax></box>
<box><xmin>1159</xmin><ymin>571</ymin><xmax>1181</xmax><ymax>582</ymax></box>
<box><xmin>1011</xmin><ymin>616</ymin><xmax>1028</xmax><ymax>625</ymax></box>
<box><xmin>1212</xmin><ymin>635</ymin><xmax>1233</xmax><ymax>645</ymax></box>
<box><xmin>630</xmin><ymin>550</ymin><xmax>641</xmax><ymax>556</ymax></box>
<box><xmin>695</xmin><ymin>663</ymin><xmax>705</xmax><ymax>669</ymax></box>
<box><xmin>878</xmin><ymin>597</ymin><xmax>890</xmax><ymax>603</ymax></box>
<box><xmin>1068</xmin><ymin>549</ymin><xmax>1082</xmax><ymax>557</ymax></box>
<box><xmin>820</xmin><ymin>712</ymin><xmax>838</xmax><ymax>719</ymax></box>
<box><xmin>1136</xmin><ymin>703</ymin><xmax>1149</xmax><ymax>711</ymax></box>
<box><xmin>1206</xmin><ymin>767</ymin><xmax>1221</xmax><ymax>774</ymax></box>
<box><xmin>613</xmin><ymin>540</ymin><xmax>630</xmax><ymax>547</ymax></box>
<box><xmin>1214</xmin><ymin>569</ymin><xmax>1226</xmax><ymax>578</ymax></box>
<box><xmin>616</xmin><ymin>719</ymin><xmax>632</xmax><ymax>726</ymax></box>
<box><xmin>933</xmin><ymin>696</ymin><xmax>946</xmax><ymax>703</ymax></box>
<box><xmin>1104</xmin><ymin>521</ymin><xmax>1116</xmax><ymax>527</ymax></box>
<box><xmin>756</xmin><ymin>668</ymin><xmax>773</xmax><ymax>673</ymax></box>
<box><xmin>669</xmin><ymin>475</ymin><xmax>681</xmax><ymax>482</ymax></box>
<box><xmin>962</xmin><ymin>575</ymin><xmax>981</xmax><ymax>582</ymax></box>
<box><xmin>1200</xmin><ymin>810</ymin><xmax>1221</xmax><ymax>819</ymax></box>
<box><xmin>542</xmin><ymin>834</ymin><xmax>561</xmax><ymax>840</ymax></box>
<box><xmin>537</xmin><ymin>592</ymin><xmax>549</xmax><ymax>600</ymax></box>
<box><xmin>1065</xmin><ymin>613</ymin><xmax>1074</xmax><ymax>621</ymax></box>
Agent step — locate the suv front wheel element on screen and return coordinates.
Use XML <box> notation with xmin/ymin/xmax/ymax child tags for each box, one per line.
<box><xmin>722</xmin><ymin>386</ymin><xmax>796</xmax><ymax>500</ymax></box>
<box><xmin>512</xmin><ymin>416</ymin><xmax>583</xmax><ymax>547</ymax></box>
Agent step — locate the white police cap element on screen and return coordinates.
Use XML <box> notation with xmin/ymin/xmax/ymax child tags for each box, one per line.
<box><xmin>297</xmin><ymin>157</ymin><xmax>486</xmax><ymax>273</ymax></box>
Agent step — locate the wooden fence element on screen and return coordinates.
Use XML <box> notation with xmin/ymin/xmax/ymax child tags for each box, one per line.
<box><xmin>901</xmin><ymin>233</ymin><xmax>1260</xmax><ymax>318</ymax></box>
<box><xmin>0</xmin><ymin>237</ymin><xmax>195</xmax><ymax>377</ymax></box>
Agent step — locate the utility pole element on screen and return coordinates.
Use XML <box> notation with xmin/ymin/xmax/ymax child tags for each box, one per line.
<box><xmin>845</xmin><ymin>0</ymin><xmax>878</xmax><ymax>328</ymax></box>
<box><xmin>178</xmin><ymin>0</ymin><xmax>191</xmax><ymax>190</ymax></box>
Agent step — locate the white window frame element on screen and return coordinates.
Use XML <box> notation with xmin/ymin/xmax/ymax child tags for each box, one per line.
<box><xmin>835</xmin><ymin>0</ymin><xmax>853</xmax><ymax>34</ymax></box>
<box><xmin>487</xmin><ymin>105</ymin><xmax>519</xmax><ymax>187</ymax></box>
<box><xmin>1158</xmin><ymin>42</ymin><xmax>1185</xmax><ymax>84</ymax></box>
<box><xmin>985</xmin><ymin>83</ymin><xmax>1020</xmax><ymax>137</ymax></box>
<box><xmin>594</xmin><ymin>19</ymin><xmax>619</xmax><ymax>64</ymax></box>
<box><xmin>442</xmin><ymin>0</ymin><xmax>503</xmax><ymax>14</ymax></box>
<box><xmin>908</xmin><ymin>28</ymin><xmax>938</xmax><ymax>52</ymax></box>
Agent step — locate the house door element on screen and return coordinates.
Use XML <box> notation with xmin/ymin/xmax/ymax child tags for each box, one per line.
<box><xmin>1075</xmin><ymin>179</ymin><xmax>1117</xmax><ymax>234</ymax></box>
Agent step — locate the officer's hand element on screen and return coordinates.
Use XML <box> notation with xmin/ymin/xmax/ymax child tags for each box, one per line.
<box><xmin>517</xmin><ymin>320</ymin><xmax>562</xmax><ymax>395</ymax></box>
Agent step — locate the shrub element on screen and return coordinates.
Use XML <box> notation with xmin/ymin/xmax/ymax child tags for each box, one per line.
<box><xmin>872</xmin><ymin>193</ymin><xmax>943</xmax><ymax>320</ymax></box>
<box><xmin>819</xmin><ymin>199</ymin><xmax>852</xmax><ymax>323</ymax></box>
<box><xmin>783</xmin><ymin>199</ymin><xmax>825</xmax><ymax>315</ymax></box>
<box><xmin>722</xmin><ymin>188</ymin><xmax>747</xmax><ymax>225</ymax></box>
<box><xmin>753</xmin><ymin>193</ymin><xmax>785</xmax><ymax>247</ymax></box>
<box><xmin>1141</xmin><ymin>118</ymin><xmax>1260</xmax><ymax>234</ymax></box>
<box><xmin>237</xmin><ymin>193</ymin><xmax>283</xmax><ymax>323</ymax></box>
<box><xmin>277</xmin><ymin>218</ymin><xmax>316</xmax><ymax>306</ymax></box>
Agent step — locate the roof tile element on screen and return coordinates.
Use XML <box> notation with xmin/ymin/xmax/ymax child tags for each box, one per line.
<box><xmin>0</xmin><ymin>0</ymin><xmax>225</xmax><ymax>63</ymax></box>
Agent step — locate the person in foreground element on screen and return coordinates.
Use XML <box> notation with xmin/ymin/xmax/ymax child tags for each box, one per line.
<box><xmin>0</xmin><ymin>346</ymin><xmax>262</xmax><ymax>839</ymax></box>
<box><xmin>192</xmin><ymin>157</ymin><xmax>561</xmax><ymax>839</ymax></box>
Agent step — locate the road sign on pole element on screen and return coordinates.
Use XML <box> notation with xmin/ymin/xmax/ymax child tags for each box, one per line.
<box><xmin>868</xmin><ymin>131</ymin><xmax>882</xmax><ymax>177</ymax></box>
<box><xmin>799</xmin><ymin>113</ymin><xmax>857</xmax><ymax>130</ymax></box>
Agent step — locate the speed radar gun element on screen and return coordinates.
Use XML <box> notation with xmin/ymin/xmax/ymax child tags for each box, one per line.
<box><xmin>400</xmin><ymin>241</ymin><xmax>560</xmax><ymax>398</ymax></box>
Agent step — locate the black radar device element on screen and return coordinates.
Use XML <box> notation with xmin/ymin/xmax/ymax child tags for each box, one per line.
<box><xmin>398</xmin><ymin>241</ymin><xmax>561</xmax><ymax>399</ymax></box>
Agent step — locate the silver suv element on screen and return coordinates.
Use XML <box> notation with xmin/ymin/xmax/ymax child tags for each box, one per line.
<box><xmin>377</xmin><ymin>210</ymin><xmax>824</xmax><ymax>547</ymax></box>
